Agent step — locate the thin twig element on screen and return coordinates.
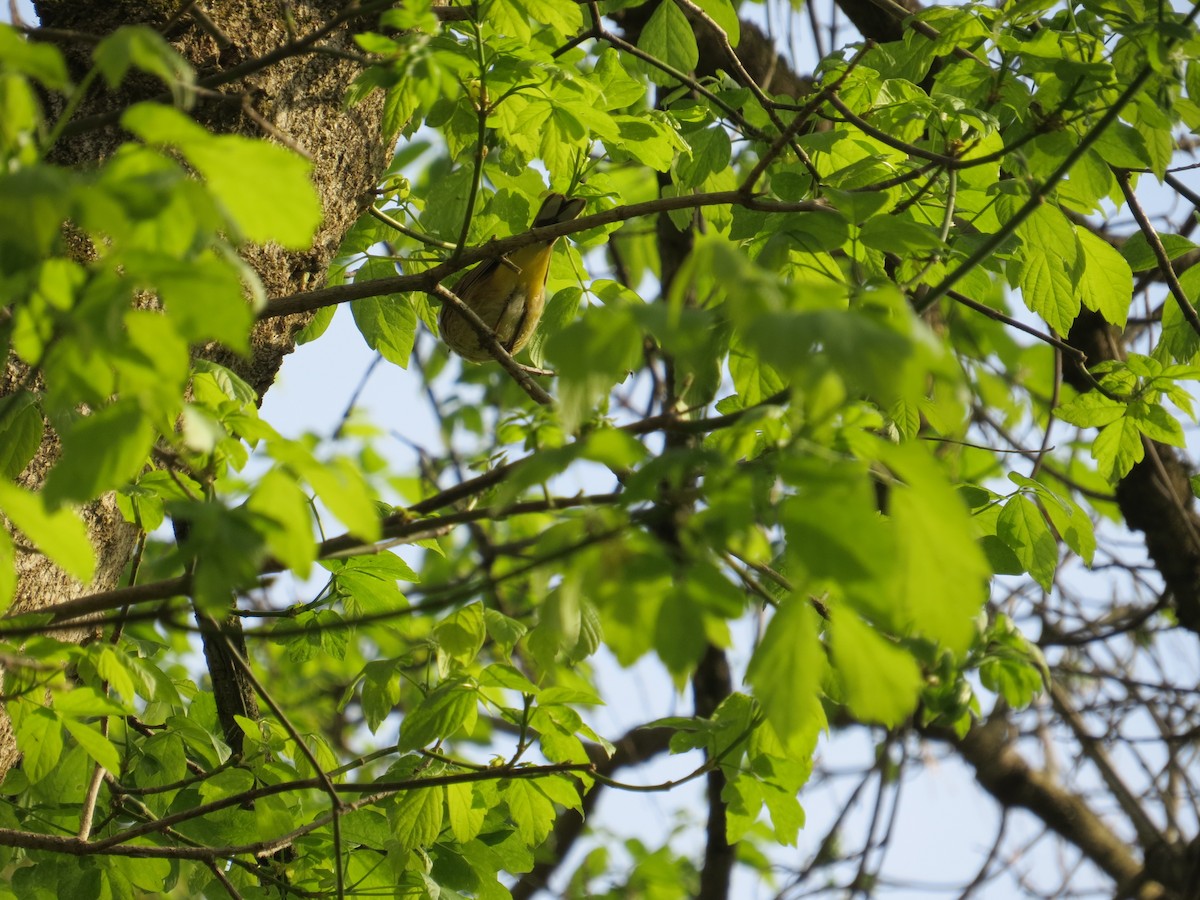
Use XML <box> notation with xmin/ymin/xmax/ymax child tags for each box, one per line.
<box><xmin>1117</xmin><ymin>169</ymin><xmax>1200</xmax><ymax>338</ymax></box>
<box><xmin>368</xmin><ymin>206</ymin><xmax>457</xmax><ymax>249</ymax></box>
<box><xmin>741</xmin><ymin>41</ymin><xmax>873</xmax><ymax>193</ymax></box>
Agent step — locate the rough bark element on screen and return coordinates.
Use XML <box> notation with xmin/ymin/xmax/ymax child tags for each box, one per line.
<box><xmin>0</xmin><ymin>1</ymin><xmax>389</xmax><ymax>778</ymax></box>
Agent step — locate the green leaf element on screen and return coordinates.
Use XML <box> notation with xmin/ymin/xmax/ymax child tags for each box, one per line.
<box><xmin>982</xmin><ymin>658</ymin><xmax>1043</xmax><ymax>708</ymax></box>
<box><xmin>125</xmin><ymin>253</ymin><xmax>254</xmax><ymax>350</ymax></box>
<box><xmin>0</xmin><ymin>529</ymin><xmax>14</xmax><ymax>614</ymax></box>
<box><xmin>62</xmin><ymin>719</ymin><xmax>121</xmax><ymax>774</ymax></box>
<box><xmin>528</xmin><ymin>286</ymin><xmax>582</xmax><ymax>367</ymax></box>
<box><xmin>1129</xmin><ymin>401</ymin><xmax>1185</xmax><ymax>447</ymax></box>
<box><xmin>360</xmin><ymin>660</ymin><xmax>401</xmax><ymax>733</ymax></box>
<box><xmin>0</xmin><ymin>166</ymin><xmax>74</xmax><ymax>269</ymax></box>
<box><xmin>570</xmin><ymin>600</ymin><xmax>603</xmax><ymax>664</ymax></box>
<box><xmin>677</xmin><ymin>126</ymin><xmax>732</xmax><ymax>188</ymax></box>
<box><xmin>1055</xmin><ymin>391</ymin><xmax>1127</xmax><ymax>428</ymax></box>
<box><xmin>335</xmin><ymin>568</ymin><xmax>407</xmax><ymax>616</ymax></box>
<box><xmin>745</xmin><ymin>597</ymin><xmax>826</xmax><ymax>754</ymax></box>
<box><xmin>823</xmin><ymin>186</ymin><xmax>892</xmax><ymax>223</ymax></box>
<box><xmin>723</xmin><ymin>771</ymin><xmax>763</xmax><ymax>843</ymax></box>
<box><xmin>351</xmin><ymin>292</ymin><xmax>417</xmax><ymax>367</ymax></box>
<box><xmin>447</xmin><ymin>781</ymin><xmax>488</xmax><ymax>844</ymax></box>
<box><xmin>341</xmin><ymin>807</ymin><xmax>389</xmax><ymax>850</ymax></box>
<box><xmin>880</xmin><ymin>442</ymin><xmax>989</xmax><ymax>656</ymax></box>
<box><xmin>245</xmin><ymin>468</ymin><xmax>316</xmax><ymax>578</ymax></box>
<box><xmin>419</xmin><ymin>167</ymin><xmax>474</xmax><ymax>240</ymax></box>
<box><xmin>436</xmin><ymin>603</ymin><xmax>487</xmax><ymax>665</ymax></box>
<box><xmin>194</xmin><ymin>359</ymin><xmax>257</xmax><ymax>405</ymax></box>
<box><xmin>120</xmin><ymin>312</ymin><xmax>193</xmax><ymax>409</ymax></box>
<box><xmin>979</xmin><ymin>640</ymin><xmax>1045</xmax><ymax>709</ymax></box>
<box><xmin>14</xmin><ymin>706</ymin><xmax>63</xmax><ymax>784</ymax></box>
<box><xmin>351</xmin><ymin>258</ymin><xmax>417</xmax><ymax>367</ymax></box>
<box><xmin>295</xmin><ymin>304</ymin><xmax>336</xmax><ymax>345</ymax></box>
<box><xmin>655</xmin><ymin>590</ymin><xmax>708</xmax><ymax>683</ymax></box>
<box><xmin>0</xmin><ymin>23</ymin><xmax>70</xmax><ymax>89</ymax></box>
<box><xmin>0</xmin><ymin>479</ymin><xmax>95</xmax><ymax>582</ymax></box>
<box><xmin>1093</xmin><ymin>415</ymin><xmax>1144</xmax><ymax>482</ymax></box>
<box><xmin>859</xmin><ymin>215</ymin><xmax>945</xmax><ymax>254</ymax></box>
<box><xmin>334</xmin><ymin>551</ymin><xmax>417</xmax><ymax>582</ymax></box>
<box><xmin>536</xmin><ymin>773</ymin><xmax>585</xmax><ymax>812</ymax></box>
<box><xmin>547</xmin><ymin>305</ymin><xmax>642</xmax><ymax>432</ymax></box>
<box><xmin>1162</xmin><ymin>268</ymin><xmax>1200</xmax><ymax>361</ymax></box>
<box><xmin>1120</xmin><ymin>231</ymin><xmax>1197</xmax><ymax>272</ymax></box>
<box><xmin>533</xmin><ymin>709</ymin><xmax>590</xmax><ymax>764</ymax></box>
<box><xmin>1038</xmin><ymin>490</ymin><xmax>1096</xmax><ymax>565</ymax></box>
<box><xmin>174</xmin><ymin>502</ymin><xmax>267</xmax><ymax>610</ymax></box>
<box><xmin>388</xmin><ymin>784</ymin><xmax>445</xmax><ymax>852</ymax></box>
<box><xmin>638</xmin><ymin>1</ymin><xmax>699</xmax><ymax>85</ymax></box>
<box><xmin>121</xmin><ymin>103</ymin><xmax>320</xmax><ymax>248</ymax></box>
<box><xmin>93</xmin><ymin>645</ymin><xmax>138</xmax><ymax>705</ymax></box>
<box><xmin>1013</xmin><ymin>205</ymin><xmax>1082</xmax><ymax>335</ymax></box>
<box><xmin>539</xmin><ymin>684</ymin><xmax>601</xmax><ymax>707</ymax></box>
<box><xmin>271</xmin><ymin>444</ymin><xmax>380</xmax><ymax>541</ymax></box>
<box><xmin>747</xmin><ymin>306</ymin><xmax>921</xmax><ymax>405</ymax></box>
<box><xmin>1125</xmin><ymin>354</ymin><xmax>1161</xmax><ymax>378</ymax></box>
<box><xmin>829</xmin><ymin>609</ymin><xmax>923</xmax><ymax>726</ymax></box>
<box><xmin>136</xmin><ymin>733</ymin><xmax>190</xmax><ymax>792</ymax></box>
<box><xmin>1076</xmin><ymin>229</ymin><xmax>1132</xmax><ymax>328</ymax></box>
<box><xmin>997</xmin><ymin>495</ymin><xmax>1058</xmax><ymax>592</ymax></box>
<box><xmin>1092</xmin><ymin>123</ymin><xmax>1150</xmax><ymax>169</ymax></box>
<box><xmin>482</xmin><ymin>0</ymin><xmax>532</xmax><ymax>42</ymax></box>
<box><xmin>44</xmin><ymin>400</ymin><xmax>157</xmax><ymax>505</ymax></box>
<box><xmin>53</xmin><ymin>686</ymin><xmax>128</xmax><ymax>719</ymax></box>
<box><xmin>694</xmin><ymin>0</ymin><xmax>740</xmax><ymax>45</ymax></box>
<box><xmin>479</xmin><ymin>663</ymin><xmax>538</xmax><ymax>694</ymax></box>
<box><xmin>502</xmin><ymin>778</ymin><xmax>555</xmax><ymax>845</ymax></box>
<box><xmin>610</xmin><ymin>113</ymin><xmax>684</xmax><ymax>171</ymax></box>
<box><xmin>398</xmin><ymin>679</ymin><xmax>478</xmax><ymax>751</ymax></box>
<box><xmin>0</xmin><ymin>393</ymin><xmax>43</xmax><ymax>480</ymax></box>
<box><xmin>529</xmin><ymin>575</ymin><xmax>582</xmax><ymax>668</ymax></box>
<box><xmin>779</xmin><ymin>459</ymin><xmax>891</xmax><ymax>585</ymax></box>
<box><xmin>484</xmin><ymin>609</ymin><xmax>528</xmax><ymax>658</ymax></box>
<box><xmin>593</xmin><ymin>47</ymin><xmax>645</xmax><ymax>109</ymax></box>
<box><xmin>522</xmin><ymin>0</ymin><xmax>583</xmax><ymax>35</ymax></box>
<box><xmin>119</xmin><ymin>855</ymin><xmax>172</xmax><ymax>894</ymax></box>
<box><xmin>93</xmin><ymin>26</ymin><xmax>194</xmax><ymax>106</ymax></box>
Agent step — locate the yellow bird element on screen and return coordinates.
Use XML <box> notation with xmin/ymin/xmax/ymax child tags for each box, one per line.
<box><xmin>439</xmin><ymin>193</ymin><xmax>586</xmax><ymax>363</ymax></box>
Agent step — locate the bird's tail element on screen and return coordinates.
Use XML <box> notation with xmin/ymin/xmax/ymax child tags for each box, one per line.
<box><xmin>532</xmin><ymin>193</ymin><xmax>587</xmax><ymax>228</ymax></box>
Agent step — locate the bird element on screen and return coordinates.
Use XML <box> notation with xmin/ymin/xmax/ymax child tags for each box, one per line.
<box><xmin>438</xmin><ymin>193</ymin><xmax>586</xmax><ymax>362</ymax></box>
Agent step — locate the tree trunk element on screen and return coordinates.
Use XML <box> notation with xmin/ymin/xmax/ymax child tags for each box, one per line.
<box><xmin>0</xmin><ymin>0</ymin><xmax>389</xmax><ymax>778</ymax></box>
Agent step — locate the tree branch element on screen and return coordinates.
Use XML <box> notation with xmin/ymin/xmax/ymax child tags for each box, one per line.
<box><xmin>945</xmin><ymin>714</ymin><xmax>1175</xmax><ymax>899</ymax></box>
<box><xmin>259</xmin><ymin>193</ymin><xmax>823</xmax><ymax>320</ymax></box>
